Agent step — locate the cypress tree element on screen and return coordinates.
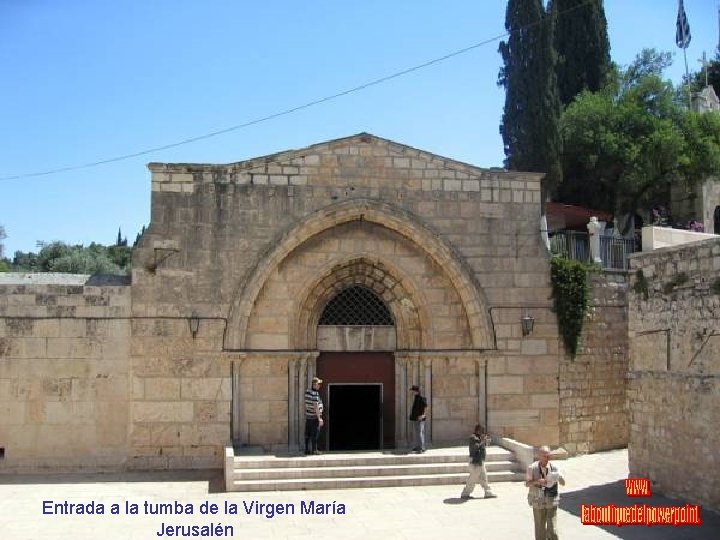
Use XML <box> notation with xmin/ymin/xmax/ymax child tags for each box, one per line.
<box><xmin>550</xmin><ymin>0</ymin><xmax>611</xmax><ymax>107</ymax></box>
<box><xmin>498</xmin><ymin>0</ymin><xmax>562</xmax><ymax>194</ymax></box>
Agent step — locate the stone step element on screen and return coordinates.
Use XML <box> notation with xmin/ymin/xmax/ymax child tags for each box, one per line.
<box><xmin>226</xmin><ymin>445</ymin><xmax>524</xmax><ymax>492</ymax></box>
<box><xmin>231</xmin><ymin>471</ymin><xmax>526</xmax><ymax>492</ymax></box>
<box><xmin>232</xmin><ymin>446</ymin><xmax>514</xmax><ymax>469</ymax></box>
<box><xmin>234</xmin><ymin>460</ymin><xmax>521</xmax><ymax>481</ymax></box>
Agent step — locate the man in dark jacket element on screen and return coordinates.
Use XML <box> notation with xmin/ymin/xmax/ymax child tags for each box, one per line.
<box><xmin>409</xmin><ymin>385</ymin><xmax>427</xmax><ymax>453</ymax></box>
<box><xmin>460</xmin><ymin>424</ymin><xmax>496</xmax><ymax>499</ymax></box>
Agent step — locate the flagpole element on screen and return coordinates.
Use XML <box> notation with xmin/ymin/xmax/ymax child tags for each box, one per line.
<box><xmin>677</xmin><ymin>0</ymin><xmax>692</xmax><ymax>108</ymax></box>
<box><xmin>684</xmin><ymin>46</ymin><xmax>691</xmax><ymax>108</ymax></box>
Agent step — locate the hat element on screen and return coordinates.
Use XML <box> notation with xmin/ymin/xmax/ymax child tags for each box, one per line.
<box><xmin>312</xmin><ymin>377</ymin><xmax>323</xmax><ymax>385</ymax></box>
<box><xmin>410</xmin><ymin>385</ymin><xmax>420</xmax><ymax>392</ymax></box>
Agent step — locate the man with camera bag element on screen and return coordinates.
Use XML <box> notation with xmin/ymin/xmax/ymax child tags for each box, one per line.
<box><xmin>460</xmin><ymin>424</ymin><xmax>496</xmax><ymax>499</ymax></box>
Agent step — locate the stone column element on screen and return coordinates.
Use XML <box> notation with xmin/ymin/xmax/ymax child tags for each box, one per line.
<box><xmin>395</xmin><ymin>354</ymin><xmax>408</xmax><ymax>448</ymax></box>
<box><xmin>287</xmin><ymin>359</ymin><xmax>298</xmax><ymax>452</ymax></box>
<box><xmin>296</xmin><ymin>356</ymin><xmax>308</xmax><ymax>450</ymax></box>
<box><xmin>423</xmin><ymin>356</ymin><xmax>432</xmax><ymax>447</ymax></box>
<box><xmin>476</xmin><ymin>358</ymin><xmax>487</xmax><ymax>431</ymax></box>
<box><xmin>231</xmin><ymin>356</ymin><xmax>246</xmax><ymax>446</ymax></box>
<box><xmin>587</xmin><ymin>216</ymin><xmax>606</xmax><ymax>264</ymax></box>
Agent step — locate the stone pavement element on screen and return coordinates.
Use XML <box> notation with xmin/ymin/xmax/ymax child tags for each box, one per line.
<box><xmin>1</xmin><ymin>449</ymin><xmax>718</xmax><ymax>539</ymax></box>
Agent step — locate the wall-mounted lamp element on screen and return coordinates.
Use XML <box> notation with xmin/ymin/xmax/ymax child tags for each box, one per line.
<box><xmin>521</xmin><ymin>311</ymin><xmax>535</xmax><ymax>337</ymax></box>
<box><xmin>189</xmin><ymin>311</ymin><xmax>200</xmax><ymax>339</ymax></box>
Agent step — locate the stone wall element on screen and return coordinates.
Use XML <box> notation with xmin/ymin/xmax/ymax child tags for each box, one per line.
<box><xmin>128</xmin><ymin>318</ymin><xmax>231</xmax><ymax>469</ymax></box>
<box><xmin>559</xmin><ymin>271</ymin><xmax>629</xmax><ymax>455</ymax></box>
<box><xmin>628</xmin><ymin>238</ymin><xmax>720</xmax><ymax>510</ymax></box>
<box><xmin>0</xmin><ymin>277</ymin><xmax>130</xmax><ymax>470</ymax></box>
<box><xmin>135</xmin><ymin>134</ymin><xmax>562</xmax><ymax>448</ymax></box>
<box><xmin>0</xmin><ymin>134</ymin><xmax>569</xmax><ymax>470</ymax></box>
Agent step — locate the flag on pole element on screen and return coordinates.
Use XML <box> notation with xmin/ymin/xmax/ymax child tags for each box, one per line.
<box><xmin>676</xmin><ymin>0</ymin><xmax>691</xmax><ymax>49</ymax></box>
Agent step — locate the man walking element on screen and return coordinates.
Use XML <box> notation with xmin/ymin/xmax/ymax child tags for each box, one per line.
<box><xmin>526</xmin><ymin>445</ymin><xmax>565</xmax><ymax>540</ymax></box>
<box><xmin>409</xmin><ymin>384</ymin><xmax>427</xmax><ymax>453</ymax></box>
<box><xmin>460</xmin><ymin>424</ymin><xmax>496</xmax><ymax>499</ymax></box>
<box><xmin>304</xmin><ymin>377</ymin><xmax>324</xmax><ymax>455</ymax></box>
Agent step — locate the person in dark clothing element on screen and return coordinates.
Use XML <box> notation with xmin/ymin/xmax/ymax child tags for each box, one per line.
<box><xmin>460</xmin><ymin>424</ymin><xmax>496</xmax><ymax>499</ymax></box>
<box><xmin>409</xmin><ymin>385</ymin><xmax>427</xmax><ymax>453</ymax></box>
<box><xmin>304</xmin><ymin>377</ymin><xmax>324</xmax><ymax>455</ymax></box>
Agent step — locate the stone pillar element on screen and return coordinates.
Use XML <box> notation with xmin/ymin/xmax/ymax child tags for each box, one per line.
<box><xmin>297</xmin><ymin>356</ymin><xmax>308</xmax><ymax>450</ymax></box>
<box><xmin>397</xmin><ymin>352</ymin><xmax>425</xmax><ymax>450</ymax></box>
<box><xmin>477</xmin><ymin>358</ymin><xmax>487</xmax><ymax>431</ymax></box>
<box><xmin>288</xmin><ymin>359</ymin><xmax>298</xmax><ymax>452</ymax></box>
<box><xmin>423</xmin><ymin>356</ymin><xmax>432</xmax><ymax>447</ymax></box>
<box><xmin>587</xmin><ymin>216</ymin><xmax>606</xmax><ymax>264</ymax></box>
<box><xmin>231</xmin><ymin>356</ymin><xmax>246</xmax><ymax>446</ymax></box>
<box><xmin>395</xmin><ymin>354</ymin><xmax>407</xmax><ymax>448</ymax></box>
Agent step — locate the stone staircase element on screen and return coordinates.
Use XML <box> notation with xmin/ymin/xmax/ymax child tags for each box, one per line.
<box><xmin>225</xmin><ymin>445</ymin><xmax>524</xmax><ymax>492</ymax></box>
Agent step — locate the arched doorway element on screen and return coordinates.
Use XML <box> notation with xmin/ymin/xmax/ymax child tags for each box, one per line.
<box><xmin>315</xmin><ymin>285</ymin><xmax>396</xmax><ymax>450</ymax></box>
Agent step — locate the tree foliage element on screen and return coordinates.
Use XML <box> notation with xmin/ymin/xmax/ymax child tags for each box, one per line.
<box><xmin>498</xmin><ymin>0</ymin><xmax>562</xmax><ymax>193</ymax></box>
<box><xmin>9</xmin><ymin>241</ymin><xmax>132</xmax><ymax>275</ymax></box>
<box><xmin>550</xmin><ymin>0</ymin><xmax>611</xmax><ymax>107</ymax></box>
<box><xmin>687</xmin><ymin>50</ymin><xmax>720</xmax><ymax>96</ymax></box>
<box><xmin>557</xmin><ymin>49</ymin><xmax>720</xmax><ymax>221</ymax></box>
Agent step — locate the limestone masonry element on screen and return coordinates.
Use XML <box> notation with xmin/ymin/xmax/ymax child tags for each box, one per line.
<box><xmin>628</xmin><ymin>238</ymin><xmax>720</xmax><ymax>510</ymax></box>
<box><xmin>1</xmin><ymin>134</ymin><xmax>628</xmax><ymax>474</ymax></box>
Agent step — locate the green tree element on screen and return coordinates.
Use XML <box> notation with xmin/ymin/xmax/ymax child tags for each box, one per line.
<box><xmin>550</xmin><ymin>0</ymin><xmax>611</xmax><ymax>107</ymax></box>
<box><xmin>687</xmin><ymin>50</ymin><xmax>720</xmax><ymax>96</ymax></box>
<box><xmin>558</xmin><ymin>49</ymin><xmax>720</xmax><ymax>228</ymax></box>
<box><xmin>10</xmin><ymin>241</ymin><xmax>128</xmax><ymax>274</ymax></box>
<box><xmin>498</xmin><ymin>0</ymin><xmax>563</xmax><ymax>194</ymax></box>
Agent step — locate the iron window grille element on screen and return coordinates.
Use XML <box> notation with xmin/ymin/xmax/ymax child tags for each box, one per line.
<box><xmin>318</xmin><ymin>285</ymin><xmax>394</xmax><ymax>326</ymax></box>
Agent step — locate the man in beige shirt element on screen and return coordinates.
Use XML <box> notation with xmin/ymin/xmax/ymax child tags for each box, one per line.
<box><xmin>525</xmin><ymin>446</ymin><xmax>565</xmax><ymax>540</ymax></box>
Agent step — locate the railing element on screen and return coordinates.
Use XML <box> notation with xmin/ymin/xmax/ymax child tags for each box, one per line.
<box><xmin>598</xmin><ymin>234</ymin><xmax>637</xmax><ymax>270</ymax></box>
<box><xmin>549</xmin><ymin>231</ymin><xmax>637</xmax><ymax>270</ymax></box>
<box><xmin>549</xmin><ymin>230</ymin><xmax>590</xmax><ymax>262</ymax></box>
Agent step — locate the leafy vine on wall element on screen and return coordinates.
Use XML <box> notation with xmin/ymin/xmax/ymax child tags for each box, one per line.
<box><xmin>550</xmin><ymin>257</ymin><xmax>594</xmax><ymax>358</ymax></box>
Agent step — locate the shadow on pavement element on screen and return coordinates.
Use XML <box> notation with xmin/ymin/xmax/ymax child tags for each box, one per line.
<box><xmin>443</xmin><ymin>497</ymin><xmax>470</xmax><ymax>505</ymax></box>
<box><xmin>561</xmin><ymin>480</ymin><xmax>719</xmax><ymax>539</ymax></box>
<box><xmin>0</xmin><ymin>470</ymin><xmax>226</xmax><ymax>494</ymax></box>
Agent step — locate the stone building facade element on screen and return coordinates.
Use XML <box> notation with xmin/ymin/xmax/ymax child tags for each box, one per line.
<box><xmin>1</xmin><ymin>133</ymin><xmax>574</xmax><ymax>471</ymax></box>
<box><xmin>560</xmin><ymin>271</ymin><xmax>629</xmax><ymax>455</ymax></box>
<box><xmin>628</xmin><ymin>238</ymin><xmax>720</xmax><ymax>510</ymax></box>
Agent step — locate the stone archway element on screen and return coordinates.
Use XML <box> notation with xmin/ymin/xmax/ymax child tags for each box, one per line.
<box><xmin>224</xmin><ymin>198</ymin><xmax>495</xmax><ymax>351</ymax></box>
<box><xmin>291</xmin><ymin>255</ymin><xmax>429</xmax><ymax>350</ymax></box>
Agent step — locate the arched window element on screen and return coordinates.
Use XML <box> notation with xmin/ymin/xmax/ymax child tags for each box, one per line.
<box><xmin>319</xmin><ymin>285</ymin><xmax>394</xmax><ymax>326</ymax></box>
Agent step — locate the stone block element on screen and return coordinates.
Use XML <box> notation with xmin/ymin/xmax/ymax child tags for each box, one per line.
<box><xmin>0</xmin><ymin>401</ymin><xmax>26</xmax><ymax>424</ymax></box>
<box><xmin>142</xmin><ymin>377</ymin><xmax>181</xmax><ymax>400</ymax></box>
<box><xmin>487</xmin><ymin>375</ymin><xmax>524</xmax><ymax>395</ymax></box>
<box><xmin>180</xmin><ymin>377</ymin><xmax>231</xmax><ymax>400</ymax></box>
<box><xmin>531</xmin><ymin>393</ymin><xmax>560</xmax><ymax>409</ymax></box>
<box><xmin>132</xmin><ymin>402</ymin><xmax>193</xmax><ymax>423</ymax></box>
<box><xmin>489</xmin><ymin>409</ymin><xmax>541</xmax><ymax>427</ymax></box>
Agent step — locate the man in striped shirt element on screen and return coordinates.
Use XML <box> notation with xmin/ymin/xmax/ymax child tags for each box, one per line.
<box><xmin>304</xmin><ymin>377</ymin><xmax>324</xmax><ymax>455</ymax></box>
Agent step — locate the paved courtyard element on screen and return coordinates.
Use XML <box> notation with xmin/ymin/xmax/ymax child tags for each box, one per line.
<box><xmin>1</xmin><ymin>449</ymin><xmax>717</xmax><ymax>539</ymax></box>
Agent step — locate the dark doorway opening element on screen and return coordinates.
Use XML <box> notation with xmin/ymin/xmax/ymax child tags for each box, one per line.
<box><xmin>316</xmin><ymin>352</ymin><xmax>395</xmax><ymax>449</ymax></box>
<box><xmin>327</xmin><ymin>384</ymin><xmax>382</xmax><ymax>451</ymax></box>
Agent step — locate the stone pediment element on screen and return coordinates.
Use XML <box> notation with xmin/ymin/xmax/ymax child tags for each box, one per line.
<box><xmin>148</xmin><ymin>133</ymin><xmax>543</xmax><ymax>193</ymax></box>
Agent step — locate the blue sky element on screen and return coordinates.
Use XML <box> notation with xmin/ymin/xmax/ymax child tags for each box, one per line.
<box><xmin>1</xmin><ymin>0</ymin><xmax>718</xmax><ymax>256</ymax></box>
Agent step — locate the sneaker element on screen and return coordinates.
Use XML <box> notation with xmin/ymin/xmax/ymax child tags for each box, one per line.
<box><xmin>484</xmin><ymin>493</ymin><xmax>497</xmax><ymax>499</ymax></box>
<box><xmin>460</xmin><ymin>495</ymin><xmax>472</xmax><ymax>500</ymax></box>
<box><xmin>412</xmin><ymin>447</ymin><xmax>421</xmax><ymax>453</ymax></box>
